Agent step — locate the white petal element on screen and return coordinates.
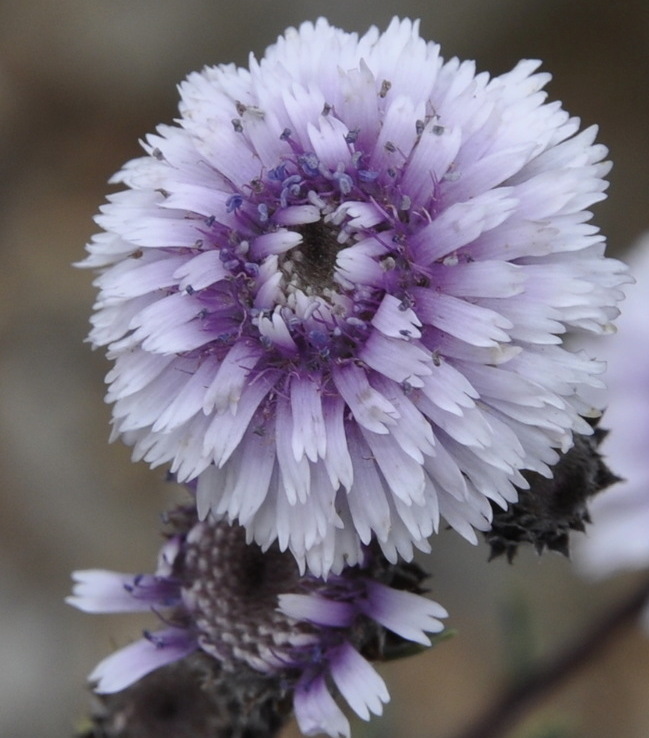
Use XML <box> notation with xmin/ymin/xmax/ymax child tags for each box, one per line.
<box><xmin>67</xmin><ymin>570</ymin><xmax>149</xmax><ymax>614</ymax></box>
<box><xmin>290</xmin><ymin>378</ymin><xmax>327</xmax><ymax>462</ymax></box>
<box><xmin>276</xmin><ymin>396</ymin><xmax>311</xmax><ymax>504</ymax></box>
<box><xmin>332</xmin><ymin>364</ymin><xmax>398</xmax><ymax>434</ymax></box>
<box><xmin>202</xmin><ymin>341</ymin><xmax>264</xmax><ymax>415</ymax></box>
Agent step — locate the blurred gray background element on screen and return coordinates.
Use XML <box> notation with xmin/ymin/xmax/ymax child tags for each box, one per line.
<box><xmin>1</xmin><ymin>1</ymin><xmax>649</xmax><ymax>736</ymax></box>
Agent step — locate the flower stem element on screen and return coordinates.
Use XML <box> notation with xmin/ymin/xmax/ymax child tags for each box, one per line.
<box><xmin>450</xmin><ymin>575</ymin><xmax>649</xmax><ymax>738</ymax></box>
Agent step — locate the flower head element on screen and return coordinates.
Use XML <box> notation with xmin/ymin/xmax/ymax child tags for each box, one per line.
<box><xmin>81</xmin><ymin>17</ymin><xmax>627</xmax><ymax>575</ymax></box>
<box><xmin>67</xmin><ymin>506</ymin><xmax>447</xmax><ymax>738</ymax></box>
<box><xmin>575</xmin><ymin>239</ymin><xmax>649</xmax><ymax>581</ymax></box>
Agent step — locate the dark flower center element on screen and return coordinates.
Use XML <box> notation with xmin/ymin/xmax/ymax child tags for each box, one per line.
<box><xmin>283</xmin><ymin>220</ymin><xmax>342</xmax><ymax>295</ymax></box>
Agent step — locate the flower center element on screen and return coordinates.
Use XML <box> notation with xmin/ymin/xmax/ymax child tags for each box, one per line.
<box><xmin>282</xmin><ymin>220</ymin><xmax>343</xmax><ymax>296</ymax></box>
<box><xmin>181</xmin><ymin>521</ymin><xmax>308</xmax><ymax>672</ymax></box>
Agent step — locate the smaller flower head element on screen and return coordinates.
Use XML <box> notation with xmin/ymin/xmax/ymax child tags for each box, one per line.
<box><xmin>68</xmin><ymin>505</ymin><xmax>447</xmax><ymax>738</ymax></box>
<box><xmin>575</xmin><ymin>239</ymin><xmax>649</xmax><ymax>585</ymax></box>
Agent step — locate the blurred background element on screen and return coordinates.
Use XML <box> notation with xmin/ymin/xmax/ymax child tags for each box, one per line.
<box><xmin>1</xmin><ymin>1</ymin><xmax>649</xmax><ymax>736</ymax></box>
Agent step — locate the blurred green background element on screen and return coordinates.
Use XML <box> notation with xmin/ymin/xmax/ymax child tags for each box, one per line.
<box><xmin>1</xmin><ymin>1</ymin><xmax>649</xmax><ymax>736</ymax></box>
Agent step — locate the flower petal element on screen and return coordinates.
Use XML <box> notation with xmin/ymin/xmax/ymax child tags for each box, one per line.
<box><xmin>89</xmin><ymin>628</ymin><xmax>196</xmax><ymax>694</ymax></box>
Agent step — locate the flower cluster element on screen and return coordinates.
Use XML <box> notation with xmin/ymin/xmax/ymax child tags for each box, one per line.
<box><xmin>575</xmin><ymin>239</ymin><xmax>649</xmax><ymax>585</ymax></box>
<box><xmin>68</xmin><ymin>506</ymin><xmax>447</xmax><ymax>738</ymax></box>
<box><xmin>80</xmin><ymin>17</ymin><xmax>627</xmax><ymax>576</ymax></box>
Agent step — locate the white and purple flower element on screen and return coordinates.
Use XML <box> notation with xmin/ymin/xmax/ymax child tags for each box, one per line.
<box><xmin>67</xmin><ymin>506</ymin><xmax>447</xmax><ymax>738</ymax></box>
<box><xmin>81</xmin><ymin>17</ymin><xmax>627</xmax><ymax>575</ymax></box>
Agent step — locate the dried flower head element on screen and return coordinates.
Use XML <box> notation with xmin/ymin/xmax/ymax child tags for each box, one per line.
<box><xmin>486</xmin><ymin>419</ymin><xmax>620</xmax><ymax>562</ymax></box>
<box><xmin>68</xmin><ymin>506</ymin><xmax>447</xmax><ymax>738</ymax></box>
<box><xmin>81</xmin><ymin>17</ymin><xmax>627</xmax><ymax>575</ymax></box>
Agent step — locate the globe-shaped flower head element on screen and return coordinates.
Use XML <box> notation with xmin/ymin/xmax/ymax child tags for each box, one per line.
<box><xmin>83</xmin><ymin>17</ymin><xmax>628</xmax><ymax>575</ymax></box>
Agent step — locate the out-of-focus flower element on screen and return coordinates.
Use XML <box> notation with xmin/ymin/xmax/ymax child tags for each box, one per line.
<box><xmin>67</xmin><ymin>506</ymin><xmax>447</xmax><ymax>738</ymax></box>
<box><xmin>81</xmin><ymin>17</ymin><xmax>627</xmax><ymax>575</ymax></box>
<box><xmin>575</xmin><ymin>240</ymin><xmax>649</xmax><ymax>583</ymax></box>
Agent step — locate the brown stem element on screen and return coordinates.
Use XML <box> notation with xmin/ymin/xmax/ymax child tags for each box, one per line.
<box><xmin>450</xmin><ymin>575</ymin><xmax>649</xmax><ymax>738</ymax></box>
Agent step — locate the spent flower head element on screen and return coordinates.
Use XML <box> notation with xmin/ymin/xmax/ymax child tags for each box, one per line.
<box><xmin>81</xmin><ymin>17</ymin><xmax>628</xmax><ymax>575</ymax></box>
<box><xmin>486</xmin><ymin>418</ymin><xmax>619</xmax><ymax>562</ymax></box>
<box><xmin>67</xmin><ymin>505</ymin><xmax>447</xmax><ymax>738</ymax></box>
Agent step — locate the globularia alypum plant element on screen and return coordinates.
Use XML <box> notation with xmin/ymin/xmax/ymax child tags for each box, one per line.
<box><xmin>71</xmin><ymin>16</ymin><xmax>627</xmax><ymax>737</ymax></box>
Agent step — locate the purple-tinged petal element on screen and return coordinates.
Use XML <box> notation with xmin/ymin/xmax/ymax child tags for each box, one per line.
<box><xmin>90</xmin><ymin>628</ymin><xmax>196</xmax><ymax>694</ymax></box>
<box><xmin>249</xmin><ymin>230</ymin><xmax>303</xmax><ymax>260</ymax></box>
<box><xmin>173</xmin><ymin>249</ymin><xmax>229</xmax><ymax>292</ymax></box>
<box><xmin>410</xmin><ymin>190</ymin><xmax>517</xmax><ymax>264</ymax></box>
<box><xmin>371</xmin><ymin>293</ymin><xmax>422</xmax><ymax>339</ymax></box>
<box><xmin>328</xmin><ymin>642</ymin><xmax>389</xmax><ymax>721</ymax></box>
<box><xmin>95</xmin><ymin>255</ymin><xmax>187</xmax><ymax>304</ymax></box>
<box><xmin>67</xmin><ymin>570</ymin><xmax>152</xmax><ymax>614</ymax></box>
<box><xmin>272</xmin><ymin>204</ymin><xmax>321</xmax><ymax>226</ymax></box>
<box><xmin>307</xmin><ymin>116</ymin><xmax>351</xmax><ymax>169</ymax></box>
<box><xmin>218</xmin><ymin>428</ymin><xmax>277</xmax><ymax>525</ymax></box>
<box><xmin>332</xmin><ymin>364</ymin><xmax>398</xmax><ymax>434</ymax></box>
<box><xmin>400</xmin><ymin>122</ymin><xmax>462</xmax><ymax>202</ymax></box>
<box><xmin>276</xmin><ymin>395</ymin><xmax>312</xmax><ymax>504</ymax></box>
<box><xmin>294</xmin><ymin>673</ymin><xmax>351</xmax><ymax>738</ymax></box>
<box><xmin>202</xmin><ymin>340</ymin><xmax>264</xmax><ymax>415</ymax></box>
<box><xmin>413</xmin><ymin>288</ymin><xmax>513</xmax><ymax>347</ymax></box>
<box><xmin>152</xmin><ymin>358</ymin><xmax>219</xmax><ymax>432</ymax></box>
<box><xmin>322</xmin><ymin>395</ymin><xmax>354</xmax><ymax>492</ymax></box>
<box><xmin>202</xmin><ymin>371</ymin><xmax>279</xmax><ymax>465</ymax></box>
<box><xmin>358</xmin><ymin>331</ymin><xmax>432</xmax><ymax>387</ymax></box>
<box><xmin>258</xmin><ymin>308</ymin><xmax>299</xmax><ymax>353</ymax></box>
<box><xmin>290</xmin><ymin>378</ymin><xmax>327</xmax><ymax>462</ymax></box>
<box><xmin>362</xmin><ymin>580</ymin><xmax>447</xmax><ymax>645</ymax></box>
<box><xmin>277</xmin><ymin>594</ymin><xmax>355</xmax><ymax>627</ymax></box>
<box><xmin>360</xmin><ymin>427</ymin><xmax>426</xmax><ymax>506</ymax></box>
<box><xmin>346</xmin><ymin>426</ymin><xmax>392</xmax><ymax>544</ymax></box>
